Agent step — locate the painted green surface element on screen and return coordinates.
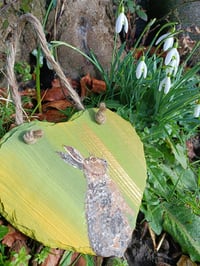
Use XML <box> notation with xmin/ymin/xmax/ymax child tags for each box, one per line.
<box><xmin>0</xmin><ymin>109</ymin><xmax>147</xmax><ymax>254</ymax></box>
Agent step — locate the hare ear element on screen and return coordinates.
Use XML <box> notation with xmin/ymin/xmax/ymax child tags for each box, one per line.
<box><xmin>57</xmin><ymin>146</ymin><xmax>84</xmax><ymax>170</ymax></box>
<box><xmin>64</xmin><ymin>146</ymin><xmax>84</xmax><ymax>164</ymax></box>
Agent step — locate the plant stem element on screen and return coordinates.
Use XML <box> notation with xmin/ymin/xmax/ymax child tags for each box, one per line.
<box><xmin>36</xmin><ymin>48</ymin><xmax>42</xmax><ymax>113</ymax></box>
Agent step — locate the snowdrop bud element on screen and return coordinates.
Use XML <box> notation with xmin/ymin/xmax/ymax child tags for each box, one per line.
<box><xmin>136</xmin><ymin>58</ymin><xmax>147</xmax><ymax>79</ymax></box>
<box><xmin>155</xmin><ymin>33</ymin><xmax>170</xmax><ymax>45</ymax></box>
<box><xmin>193</xmin><ymin>104</ymin><xmax>200</xmax><ymax>118</ymax></box>
<box><xmin>115</xmin><ymin>12</ymin><xmax>128</xmax><ymax>33</ymax></box>
<box><xmin>165</xmin><ymin>48</ymin><xmax>180</xmax><ymax>66</ymax></box>
<box><xmin>159</xmin><ymin>76</ymin><xmax>171</xmax><ymax>94</ymax></box>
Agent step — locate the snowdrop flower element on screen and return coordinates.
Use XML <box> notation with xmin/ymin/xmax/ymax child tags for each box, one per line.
<box><xmin>115</xmin><ymin>11</ymin><xmax>128</xmax><ymax>34</ymax></box>
<box><xmin>159</xmin><ymin>75</ymin><xmax>171</xmax><ymax>94</ymax></box>
<box><xmin>155</xmin><ymin>33</ymin><xmax>174</xmax><ymax>51</ymax></box>
<box><xmin>166</xmin><ymin>58</ymin><xmax>178</xmax><ymax>76</ymax></box>
<box><xmin>165</xmin><ymin>47</ymin><xmax>180</xmax><ymax>66</ymax></box>
<box><xmin>136</xmin><ymin>57</ymin><xmax>147</xmax><ymax>79</ymax></box>
<box><xmin>193</xmin><ymin>104</ymin><xmax>200</xmax><ymax>118</ymax></box>
<box><xmin>163</xmin><ymin>36</ymin><xmax>174</xmax><ymax>51</ymax></box>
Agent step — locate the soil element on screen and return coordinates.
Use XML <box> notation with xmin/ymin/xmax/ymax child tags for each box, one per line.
<box><xmin>125</xmin><ymin>213</ymin><xmax>182</xmax><ymax>266</ymax></box>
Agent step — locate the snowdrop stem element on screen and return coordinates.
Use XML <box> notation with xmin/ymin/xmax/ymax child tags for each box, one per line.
<box><xmin>51</xmin><ymin>41</ymin><xmax>102</xmax><ymax>73</ymax></box>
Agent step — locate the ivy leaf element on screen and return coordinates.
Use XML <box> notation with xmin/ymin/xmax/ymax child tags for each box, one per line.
<box><xmin>163</xmin><ymin>203</ymin><xmax>200</xmax><ymax>262</ymax></box>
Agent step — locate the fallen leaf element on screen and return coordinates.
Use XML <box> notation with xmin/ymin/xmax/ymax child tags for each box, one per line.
<box><xmin>80</xmin><ymin>73</ymin><xmax>91</xmax><ymax>99</ymax></box>
<box><xmin>71</xmin><ymin>252</ymin><xmax>87</xmax><ymax>266</ymax></box>
<box><xmin>178</xmin><ymin>35</ymin><xmax>196</xmax><ymax>57</ymax></box>
<box><xmin>91</xmin><ymin>78</ymin><xmax>106</xmax><ymax>93</ymax></box>
<box><xmin>41</xmin><ymin>248</ymin><xmax>64</xmax><ymax>266</ymax></box>
<box><xmin>38</xmin><ymin>109</ymin><xmax>67</xmax><ymax>122</ymax></box>
<box><xmin>51</xmin><ymin>78</ymin><xmax>61</xmax><ymax>88</ymax></box>
<box><xmin>42</xmin><ymin>99</ymin><xmax>72</xmax><ymax>112</ymax></box>
<box><xmin>42</xmin><ymin>87</ymin><xmax>66</xmax><ymax>102</ymax></box>
<box><xmin>0</xmin><ymin>87</ymin><xmax>8</xmax><ymax>98</ymax></box>
<box><xmin>80</xmin><ymin>73</ymin><xmax>106</xmax><ymax>98</ymax></box>
<box><xmin>177</xmin><ymin>255</ymin><xmax>197</xmax><ymax>266</ymax></box>
<box><xmin>2</xmin><ymin>224</ymin><xmax>27</xmax><ymax>247</ymax></box>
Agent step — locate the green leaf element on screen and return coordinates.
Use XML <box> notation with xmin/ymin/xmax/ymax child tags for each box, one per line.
<box><xmin>141</xmin><ymin>192</ymin><xmax>164</xmax><ymax>235</ymax></box>
<box><xmin>163</xmin><ymin>203</ymin><xmax>200</xmax><ymax>262</ymax></box>
<box><xmin>0</xmin><ymin>109</ymin><xmax>147</xmax><ymax>255</ymax></box>
<box><xmin>0</xmin><ymin>225</ymin><xmax>8</xmax><ymax>240</ymax></box>
<box><xmin>136</xmin><ymin>9</ymin><xmax>148</xmax><ymax>21</ymax></box>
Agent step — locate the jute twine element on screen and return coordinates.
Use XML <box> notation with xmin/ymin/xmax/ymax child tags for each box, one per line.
<box><xmin>6</xmin><ymin>13</ymin><xmax>85</xmax><ymax>126</ymax></box>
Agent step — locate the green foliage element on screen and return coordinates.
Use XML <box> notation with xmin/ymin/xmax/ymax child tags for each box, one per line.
<box><xmin>14</xmin><ymin>62</ymin><xmax>32</xmax><ymax>82</ymax></box>
<box><xmin>114</xmin><ymin>0</ymin><xmax>148</xmax><ymax>21</ymax></box>
<box><xmin>33</xmin><ymin>246</ymin><xmax>50</xmax><ymax>264</ymax></box>
<box><xmin>163</xmin><ymin>203</ymin><xmax>200</xmax><ymax>261</ymax></box>
<box><xmin>59</xmin><ymin>251</ymin><xmax>128</xmax><ymax>266</ymax></box>
<box><xmin>0</xmin><ymin>225</ymin><xmax>8</xmax><ymax>241</ymax></box>
<box><xmin>107</xmin><ymin>257</ymin><xmax>129</xmax><ymax>266</ymax></box>
<box><xmin>19</xmin><ymin>0</ymin><xmax>32</xmax><ymax>13</ymax></box>
<box><xmin>0</xmin><ymin>100</ymin><xmax>15</xmax><ymax>139</ymax></box>
<box><xmin>10</xmin><ymin>247</ymin><xmax>31</xmax><ymax>266</ymax></box>
<box><xmin>0</xmin><ymin>246</ymin><xmax>30</xmax><ymax>266</ymax></box>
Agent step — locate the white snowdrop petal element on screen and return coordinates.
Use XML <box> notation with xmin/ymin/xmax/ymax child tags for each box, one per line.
<box><xmin>115</xmin><ymin>13</ymin><xmax>128</xmax><ymax>34</ymax></box>
<box><xmin>163</xmin><ymin>37</ymin><xmax>174</xmax><ymax>51</ymax></box>
<box><xmin>165</xmin><ymin>49</ymin><xmax>173</xmax><ymax>65</ymax></box>
<box><xmin>164</xmin><ymin>77</ymin><xmax>171</xmax><ymax>94</ymax></box>
<box><xmin>166</xmin><ymin>66</ymin><xmax>173</xmax><ymax>76</ymax></box>
<box><xmin>136</xmin><ymin>61</ymin><xmax>147</xmax><ymax>79</ymax></box>
<box><xmin>123</xmin><ymin>14</ymin><xmax>129</xmax><ymax>33</ymax></box>
<box><xmin>155</xmin><ymin>33</ymin><xmax>170</xmax><ymax>45</ymax></box>
<box><xmin>194</xmin><ymin>104</ymin><xmax>200</xmax><ymax>118</ymax></box>
<box><xmin>136</xmin><ymin>61</ymin><xmax>143</xmax><ymax>79</ymax></box>
<box><xmin>158</xmin><ymin>78</ymin><xmax>165</xmax><ymax>91</ymax></box>
<box><xmin>166</xmin><ymin>59</ymin><xmax>177</xmax><ymax>76</ymax></box>
<box><xmin>115</xmin><ymin>13</ymin><xmax>124</xmax><ymax>33</ymax></box>
<box><xmin>143</xmin><ymin>63</ymin><xmax>147</xmax><ymax>78</ymax></box>
<box><xmin>173</xmin><ymin>65</ymin><xmax>178</xmax><ymax>75</ymax></box>
<box><xmin>174</xmin><ymin>49</ymin><xmax>180</xmax><ymax>66</ymax></box>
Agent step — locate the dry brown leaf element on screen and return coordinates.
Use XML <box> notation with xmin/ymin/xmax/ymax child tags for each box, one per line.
<box><xmin>177</xmin><ymin>255</ymin><xmax>197</xmax><ymax>266</ymax></box>
<box><xmin>0</xmin><ymin>87</ymin><xmax>8</xmax><ymax>99</ymax></box>
<box><xmin>2</xmin><ymin>224</ymin><xmax>27</xmax><ymax>247</ymax></box>
<box><xmin>80</xmin><ymin>73</ymin><xmax>106</xmax><ymax>98</ymax></box>
<box><xmin>41</xmin><ymin>248</ymin><xmax>64</xmax><ymax>266</ymax></box>
<box><xmin>42</xmin><ymin>99</ymin><xmax>72</xmax><ymax>112</ymax></box>
<box><xmin>80</xmin><ymin>73</ymin><xmax>91</xmax><ymax>98</ymax></box>
<box><xmin>71</xmin><ymin>252</ymin><xmax>87</xmax><ymax>266</ymax></box>
<box><xmin>41</xmin><ymin>87</ymin><xmax>66</xmax><ymax>102</ymax></box>
<box><xmin>51</xmin><ymin>78</ymin><xmax>61</xmax><ymax>88</ymax></box>
<box><xmin>91</xmin><ymin>78</ymin><xmax>106</xmax><ymax>93</ymax></box>
<box><xmin>179</xmin><ymin>35</ymin><xmax>196</xmax><ymax>56</ymax></box>
<box><xmin>38</xmin><ymin>109</ymin><xmax>67</xmax><ymax>122</ymax></box>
